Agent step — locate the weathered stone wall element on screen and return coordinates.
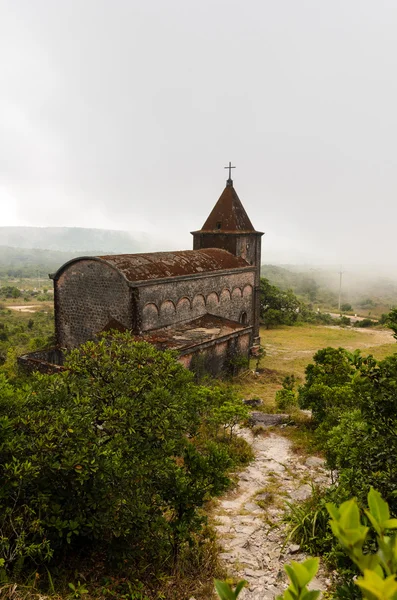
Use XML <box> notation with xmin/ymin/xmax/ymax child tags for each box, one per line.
<box><xmin>55</xmin><ymin>260</ymin><xmax>132</xmax><ymax>348</ymax></box>
<box><xmin>18</xmin><ymin>348</ymin><xmax>65</xmax><ymax>374</ymax></box>
<box><xmin>137</xmin><ymin>270</ymin><xmax>255</xmax><ymax>332</ymax></box>
<box><xmin>179</xmin><ymin>330</ymin><xmax>251</xmax><ymax>376</ymax></box>
<box><xmin>193</xmin><ymin>232</ymin><xmax>262</xmax><ymax>342</ymax></box>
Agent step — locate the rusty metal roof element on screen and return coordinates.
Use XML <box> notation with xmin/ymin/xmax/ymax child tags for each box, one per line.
<box><xmin>195</xmin><ymin>183</ymin><xmax>259</xmax><ymax>233</ymax></box>
<box><xmin>135</xmin><ymin>314</ymin><xmax>250</xmax><ymax>351</ymax></box>
<box><xmin>98</xmin><ymin>248</ymin><xmax>250</xmax><ymax>282</ymax></box>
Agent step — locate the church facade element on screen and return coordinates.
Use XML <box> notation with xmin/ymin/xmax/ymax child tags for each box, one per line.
<box><xmin>20</xmin><ymin>174</ymin><xmax>263</xmax><ymax>375</ymax></box>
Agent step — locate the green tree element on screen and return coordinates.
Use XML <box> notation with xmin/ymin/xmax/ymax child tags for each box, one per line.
<box><xmin>0</xmin><ymin>333</ymin><xmax>241</xmax><ymax>573</ymax></box>
<box><xmin>341</xmin><ymin>303</ymin><xmax>352</xmax><ymax>312</ymax></box>
<box><xmin>260</xmin><ymin>278</ymin><xmax>301</xmax><ymax>329</ymax></box>
<box><xmin>298</xmin><ymin>347</ymin><xmax>356</xmax><ymax>423</ymax></box>
<box><xmin>386</xmin><ymin>307</ymin><xmax>397</xmax><ymax>340</ymax></box>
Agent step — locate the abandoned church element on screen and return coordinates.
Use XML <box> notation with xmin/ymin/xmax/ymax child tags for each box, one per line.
<box><xmin>20</xmin><ymin>169</ymin><xmax>263</xmax><ymax>375</ymax></box>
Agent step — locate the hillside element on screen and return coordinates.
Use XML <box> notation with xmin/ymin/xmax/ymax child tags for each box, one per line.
<box><xmin>0</xmin><ymin>246</ymin><xmax>98</xmax><ymax>278</ymax></box>
<box><xmin>0</xmin><ymin>226</ymin><xmax>149</xmax><ymax>253</ymax></box>
<box><xmin>0</xmin><ymin>226</ymin><xmax>158</xmax><ymax>278</ymax></box>
<box><xmin>261</xmin><ymin>263</ymin><xmax>397</xmax><ymax>316</ymax></box>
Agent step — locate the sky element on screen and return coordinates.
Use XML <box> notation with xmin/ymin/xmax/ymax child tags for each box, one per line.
<box><xmin>1</xmin><ymin>0</ymin><xmax>397</xmax><ymax>265</ymax></box>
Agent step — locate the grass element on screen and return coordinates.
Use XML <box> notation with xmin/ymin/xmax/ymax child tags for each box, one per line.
<box><xmin>233</xmin><ymin>323</ymin><xmax>396</xmax><ymax>408</ymax></box>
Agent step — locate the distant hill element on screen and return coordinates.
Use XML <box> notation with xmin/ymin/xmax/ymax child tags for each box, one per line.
<box><xmin>0</xmin><ymin>227</ymin><xmax>147</xmax><ymax>254</ymax></box>
<box><xmin>261</xmin><ymin>263</ymin><xmax>397</xmax><ymax>317</ymax></box>
<box><xmin>0</xmin><ymin>226</ymin><xmax>161</xmax><ymax>279</ymax></box>
<box><xmin>0</xmin><ymin>246</ymin><xmax>96</xmax><ymax>278</ymax></box>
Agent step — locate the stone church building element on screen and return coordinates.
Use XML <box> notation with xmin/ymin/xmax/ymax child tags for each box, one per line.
<box><xmin>20</xmin><ymin>172</ymin><xmax>263</xmax><ymax>375</ymax></box>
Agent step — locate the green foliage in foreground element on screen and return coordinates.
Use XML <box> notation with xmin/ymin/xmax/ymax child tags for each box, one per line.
<box><xmin>297</xmin><ymin>345</ymin><xmax>397</xmax><ymax>513</ymax></box>
<box><xmin>0</xmin><ymin>332</ymin><xmax>250</xmax><ymax>582</ymax></box>
<box><xmin>216</xmin><ymin>489</ymin><xmax>397</xmax><ymax>600</ymax></box>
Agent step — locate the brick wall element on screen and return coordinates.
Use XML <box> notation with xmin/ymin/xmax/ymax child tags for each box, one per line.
<box><xmin>55</xmin><ymin>260</ymin><xmax>132</xmax><ymax>348</ymax></box>
<box><xmin>137</xmin><ymin>270</ymin><xmax>255</xmax><ymax>332</ymax></box>
<box><xmin>180</xmin><ymin>330</ymin><xmax>251</xmax><ymax>376</ymax></box>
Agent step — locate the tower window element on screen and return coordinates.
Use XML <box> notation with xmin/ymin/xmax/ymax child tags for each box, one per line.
<box><xmin>216</xmin><ymin>221</ymin><xmax>222</xmax><ymax>230</ymax></box>
<box><xmin>240</xmin><ymin>311</ymin><xmax>248</xmax><ymax>325</ymax></box>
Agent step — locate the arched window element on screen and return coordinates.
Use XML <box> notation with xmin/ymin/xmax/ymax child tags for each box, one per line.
<box><xmin>240</xmin><ymin>311</ymin><xmax>248</xmax><ymax>325</ymax></box>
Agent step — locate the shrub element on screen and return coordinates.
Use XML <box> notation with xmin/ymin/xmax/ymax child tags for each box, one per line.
<box><xmin>275</xmin><ymin>375</ymin><xmax>298</xmax><ymax>411</ymax></box>
<box><xmin>276</xmin><ymin>389</ymin><xmax>297</xmax><ymax>411</ymax></box>
<box><xmin>298</xmin><ymin>347</ymin><xmax>356</xmax><ymax>423</ymax></box>
<box><xmin>0</xmin><ymin>333</ymin><xmax>248</xmax><ymax>575</ymax></box>
<box><xmin>354</xmin><ymin>318</ymin><xmax>375</xmax><ymax>328</ymax></box>
<box><xmin>337</xmin><ymin>315</ymin><xmax>351</xmax><ymax>327</ymax></box>
<box><xmin>341</xmin><ymin>303</ymin><xmax>352</xmax><ymax>312</ymax></box>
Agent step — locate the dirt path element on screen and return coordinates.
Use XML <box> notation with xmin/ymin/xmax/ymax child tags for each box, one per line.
<box><xmin>9</xmin><ymin>305</ymin><xmax>39</xmax><ymax>312</ymax></box>
<box><xmin>213</xmin><ymin>429</ymin><xmax>331</xmax><ymax>599</ymax></box>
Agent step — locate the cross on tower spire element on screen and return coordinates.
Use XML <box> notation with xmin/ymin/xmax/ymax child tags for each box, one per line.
<box><xmin>224</xmin><ymin>161</ymin><xmax>236</xmax><ymax>186</ymax></box>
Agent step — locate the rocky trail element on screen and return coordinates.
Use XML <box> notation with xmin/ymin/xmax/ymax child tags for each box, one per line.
<box><xmin>212</xmin><ymin>427</ymin><xmax>331</xmax><ymax>599</ymax></box>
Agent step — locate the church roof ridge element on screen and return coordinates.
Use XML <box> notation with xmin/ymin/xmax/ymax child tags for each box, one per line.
<box><xmin>51</xmin><ymin>248</ymin><xmax>252</xmax><ymax>284</ymax></box>
<box><xmin>98</xmin><ymin>248</ymin><xmax>250</xmax><ymax>281</ymax></box>
<box><xmin>196</xmin><ymin>183</ymin><xmax>259</xmax><ymax>233</ymax></box>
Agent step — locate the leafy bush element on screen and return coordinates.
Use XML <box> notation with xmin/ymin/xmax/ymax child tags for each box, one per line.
<box><xmin>276</xmin><ymin>375</ymin><xmax>298</xmax><ymax>411</ymax></box>
<box><xmin>337</xmin><ymin>315</ymin><xmax>351</xmax><ymax>327</ymax></box>
<box><xmin>354</xmin><ymin>318</ymin><xmax>375</xmax><ymax>328</ymax></box>
<box><xmin>341</xmin><ymin>303</ymin><xmax>352</xmax><ymax>312</ymax></box>
<box><xmin>298</xmin><ymin>347</ymin><xmax>356</xmax><ymax>423</ymax></box>
<box><xmin>298</xmin><ymin>347</ymin><xmax>397</xmax><ymax>513</ymax></box>
<box><xmin>0</xmin><ymin>286</ymin><xmax>21</xmax><ymax>299</ymax></box>
<box><xmin>0</xmin><ymin>333</ymin><xmax>250</xmax><ymax>576</ymax></box>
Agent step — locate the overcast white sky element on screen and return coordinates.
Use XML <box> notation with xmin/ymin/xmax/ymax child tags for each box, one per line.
<box><xmin>1</xmin><ymin>0</ymin><xmax>397</xmax><ymax>265</ymax></box>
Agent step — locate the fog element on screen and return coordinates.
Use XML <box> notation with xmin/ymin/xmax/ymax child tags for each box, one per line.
<box><xmin>1</xmin><ymin>0</ymin><xmax>397</xmax><ymax>266</ymax></box>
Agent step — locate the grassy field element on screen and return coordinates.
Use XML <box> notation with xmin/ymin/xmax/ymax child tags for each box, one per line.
<box><xmin>233</xmin><ymin>323</ymin><xmax>396</xmax><ymax>408</ymax></box>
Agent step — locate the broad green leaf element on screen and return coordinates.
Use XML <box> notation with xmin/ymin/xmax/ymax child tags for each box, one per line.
<box><xmin>356</xmin><ymin>570</ymin><xmax>397</xmax><ymax>600</ymax></box>
<box><xmin>339</xmin><ymin>499</ymin><xmax>361</xmax><ymax>529</ymax></box>
<box><xmin>355</xmin><ymin>569</ymin><xmax>385</xmax><ymax>600</ymax></box>
<box><xmin>366</xmin><ymin>510</ymin><xmax>383</xmax><ymax>535</ymax></box>
<box><xmin>234</xmin><ymin>580</ymin><xmax>248</xmax><ymax>596</ymax></box>
<box><xmin>290</xmin><ymin>561</ymin><xmax>313</xmax><ymax>588</ymax></box>
<box><xmin>383</xmin><ymin>519</ymin><xmax>397</xmax><ymax>530</ymax></box>
<box><xmin>285</xmin><ymin>564</ymin><xmax>300</xmax><ymax>592</ymax></box>
<box><xmin>282</xmin><ymin>590</ymin><xmax>295</xmax><ymax>600</ymax></box>
<box><xmin>368</xmin><ymin>488</ymin><xmax>390</xmax><ymax>525</ymax></box>
<box><xmin>326</xmin><ymin>502</ymin><xmax>340</xmax><ymax>521</ymax></box>
<box><xmin>302</xmin><ymin>591</ymin><xmax>321</xmax><ymax>600</ymax></box>
<box><xmin>214</xmin><ymin>580</ymin><xmax>237</xmax><ymax>600</ymax></box>
<box><xmin>355</xmin><ymin>553</ymin><xmax>381</xmax><ymax>574</ymax></box>
<box><xmin>302</xmin><ymin>557</ymin><xmax>320</xmax><ymax>581</ymax></box>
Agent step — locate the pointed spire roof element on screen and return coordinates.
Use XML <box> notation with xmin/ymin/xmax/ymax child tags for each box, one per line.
<box><xmin>197</xmin><ymin>180</ymin><xmax>258</xmax><ymax>233</ymax></box>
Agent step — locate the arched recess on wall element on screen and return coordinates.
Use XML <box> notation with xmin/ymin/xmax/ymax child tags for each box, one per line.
<box><xmin>143</xmin><ymin>302</ymin><xmax>159</xmax><ymax>329</ymax></box>
<box><xmin>206</xmin><ymin>291</ymin><xmax>219</xmax><ymax>312</ymax></box>
<box><xmin>240</xmin><ymin>311</ymin><xmax>248</xmax><ymax>325</ymax></box>
<box><xmin>159</xmin><ymin>300</ymin><xmax>176</xmax><ymax>322</ymax></box>
<box><xmin>232</xmin><ymin>287</ymin><xmax>242</xmax><ymax>299</ymax></box>
<box><xmin>192</xmin><ymin>294</ymin><xmax>206</xmax><ymax>316</ymax></box>
<box><xmin>220</xmin><ymin>288</ymin><xmax>231</xmax><ymax>304</ymax></box>
<box><xmin>242</xmin><ymin>284</ymin><xmax>253</xmax><ymax>298</ymax></box>
<box><xmin>176</xmin><ymin>297</ymin><xmax>191</xmax><ymax>321</ymax></box>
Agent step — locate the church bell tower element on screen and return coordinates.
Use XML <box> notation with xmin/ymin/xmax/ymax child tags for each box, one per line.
<box><xmin>191</xmin><ymin>164</ymin><xmax>263</xmax><ymax>344</ymax></box>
